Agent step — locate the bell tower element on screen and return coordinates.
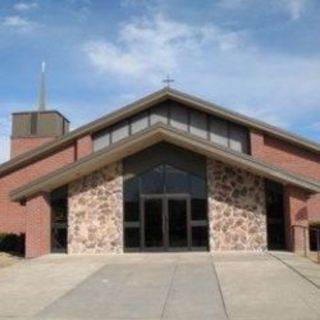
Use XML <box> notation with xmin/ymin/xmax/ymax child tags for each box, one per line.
<box><xmin>10</xmin><ymin>63</ymin><xmax>70</xmax><ymax>158</ymax></box>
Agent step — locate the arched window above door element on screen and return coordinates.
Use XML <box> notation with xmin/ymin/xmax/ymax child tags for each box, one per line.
<box><xmin>124</xmin><ymin>163</ymin><xmax>206</xmax><ymax>200</ymax></box>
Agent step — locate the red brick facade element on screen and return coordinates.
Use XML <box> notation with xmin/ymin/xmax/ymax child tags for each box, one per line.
<box><xmin>11</xmin><ymin>137</ymin><xmax>56</xmax><ymax>158</ymax></box>
<box><xmin>76</xmin><ymin>135</ymin><xmax>93</xmax><ymax>160</ymax></box>
<box><xmin>284</xmin><ymin>186</ymin><xmax>310</xmax><ymax>252</ymax></box>
<box><xmin>250</xmin><ymin>130</ymin><xmax>320</xmax><ymax>180</ymax></box>
<box><xmin>250</xmin><ymin>130</ymin><xmax>320</xmax><ymax>252</ymax></box>
<box><xmin>25</xmin><ymin>193</ymin><xmax>51</xmax><ymax>258</ymax></box>
<box><xmin>0</xmin><ymin>144</ymin><xmax>76</xmax><ymax>235</ymax></box>
<box><xmin>0</xmin><ymin>135</ymin><xmax>92</xmax><ymax>250</ymax></box>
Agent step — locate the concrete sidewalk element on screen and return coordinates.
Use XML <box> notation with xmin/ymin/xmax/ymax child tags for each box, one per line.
<box><xmin>0</xmin><ymin>254</ymin><xmax>107</xmax><ymax>319</ymax></box>
<box><xmin>213</xmin><ymin>252</ymin><xmax>320</xmax><ymax>320</ymax></box>
<box><xmin>34</xmin><ymin>253</ymin><xmax>227</xmax><ymax>320</ymax></box>
<box><xmin>0</xmin><ymin>252</ymin><xmax>318</xmax><ymax>320</ymax></box>
<box><xmin>270</xmin><ymin>251</ymin><xmax>320</xmax><ymax>288</ymax></box>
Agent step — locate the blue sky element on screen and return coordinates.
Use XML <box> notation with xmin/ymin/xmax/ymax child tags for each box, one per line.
<box><xmin>0</xmin><ymin>0</ymin><xmax>319</xmax><ymax>163</ymax></box>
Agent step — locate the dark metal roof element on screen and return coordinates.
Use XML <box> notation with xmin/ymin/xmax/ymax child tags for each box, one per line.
<box><xmin>1</xmin><ymin>88</ymin><xmax>319</xmax><ymax>178</ymax></box>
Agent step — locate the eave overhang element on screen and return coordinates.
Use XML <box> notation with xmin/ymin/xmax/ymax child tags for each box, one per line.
<box><xmin>10</xmin><ymin>123</ymin><xmax>320</xmax><ymax>202</ymax></box>
<box><xmin>1</xmin><ymin>88</ymin><xmax>319</xmax><ymax>178</ymax></box>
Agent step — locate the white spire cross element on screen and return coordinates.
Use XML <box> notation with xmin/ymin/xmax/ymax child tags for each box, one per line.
<box><xmin>38</xmin><ymin>61</ymin><xmax>46</xmax><ymax>111</ymax></box>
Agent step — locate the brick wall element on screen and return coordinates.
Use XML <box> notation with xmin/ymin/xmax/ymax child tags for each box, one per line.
<box><xmin>0</xmin><ymin>135</ymin><xmax>93</xmax><ymax>238</ymax></box>
<box><xmin>250</xmin><ymin>129</ymin><xmax>320</xmax><ymax>239</ymax></box>
<box><xmin>284</xmin><ymin>186</ymin><xmax>310</xmax><ymax>252</ymax></box>
<box><xmin>25</xmin><ymin>192</ymin><xmax>51</xmax><ymax>258</ymax></box>
<box><xmin>0</xmin><ymin>144</ymin><xmax>75</xmax><ymax>235</ymax></box>
<box><xmin>11</xmin><ymin>137</ymin><xmax>56</xmax><ymax>158</ymax></box>
<box><xmin>76</xmin><ymin>134</ymin><xmax>92</xmax><ymax>160</ymax></box>
<box><xmin>250</xmin><ymin>130</ymin><xmax>320</xmax><ymax>180</ymax></box>
<box><xmin>308</xmin><ymin>194</ymin><xmax>320</xmax><ymax>222</ymax></box>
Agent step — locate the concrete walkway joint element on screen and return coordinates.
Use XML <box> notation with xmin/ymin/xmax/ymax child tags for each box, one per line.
<box><xmin>0</xmin><ymin>252</ymin><xmax>318</xmax><ymax>320</ymax></box>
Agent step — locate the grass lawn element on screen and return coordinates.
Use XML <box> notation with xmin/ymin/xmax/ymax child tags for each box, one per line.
<box><xmin>0</xmin><ymin>252</ymin><xmax>21</xmax><ymax>269</ymax></box>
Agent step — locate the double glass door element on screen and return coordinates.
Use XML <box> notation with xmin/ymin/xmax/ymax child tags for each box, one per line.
<box><xmin>123</xmin><ymin>163</ymin><xmax>208</xmax><ymax>252</ymax></box>
<box><xmin>142</xmin><ymin>195</ymin><xmax>190</xmax><ymax>251</ymax></box>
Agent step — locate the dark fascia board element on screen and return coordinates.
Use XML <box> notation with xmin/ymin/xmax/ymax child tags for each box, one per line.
<box><xmin>10</xmin><ymin>124</ymin><xmax>320</xmax><ymax>202</ymax></box>
<box><xmin>2</xmin><ymin>88</ymin><xmax>319</xmax><ymax>178</ymax></box>
<box><xmin>12</xmin><ymin>110</ymin><xmax>70</xmax><ymax>123</ymax></box>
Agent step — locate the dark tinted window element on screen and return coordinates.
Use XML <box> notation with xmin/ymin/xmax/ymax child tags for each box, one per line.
<box><xmin>190</xmin><ymin>175</ymin><xmax>206</xmax><ymax>199</ymax></box>
<box><xmin>124</xmin><ymin>178</ymin><xmax>139</xmax><ymax>202</ymax></box>
<box><xmin>125</xmin><ymin>228</ymin><xmax>140</xmax><ymax>248</ymax></box>
<box><xmin>266</xmin><ymin>180</ymin><xmax>286</xmax><ymax>250</ymax></box>
<box><xmin>124</xmin><ymin>163</ymin><xmax>207</xmax><ymax>251</ymax></box>
<box><xmin>192</xmin><ymin>227</ymin><xmax>208</xmax><ymax>247</ymax></box>
<box><xmin>124</xmin><ymin>201</ymin><xmax>139</xmax><ymax>222</ymax></box>
<box><xmin>191</xmin><ymin>199</ymin><xmax>207</xmax><ymax>220</ymax></box>
<box><xmin>51</xmin><ymin>186</ymin><xmax>68</xmax><ymax>223</ymax></box>
<box><xmin>51</xmin><ymin>186</ymin><xmax>68</xmax><ymax>253</ymax></box>
<box><xmin>165</xmin><ymin>165</ymin><xmax>188</xmax><ymax>193</ymax></box>
<box><xmin>140</xmin><ymin>165</ymin><xmax>164</xmax><ymax>194</ymax></box>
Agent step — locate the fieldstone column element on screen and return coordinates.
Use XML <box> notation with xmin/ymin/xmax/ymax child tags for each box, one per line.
<box><xmin>68</xmin><ymin>162</ymin><xmax>123</xmax><ymax>254</ymax></box>
<box><xmin>207</xmin><ymin>159</ymin><xmax>267</xmax><ymax>251</ymax></box>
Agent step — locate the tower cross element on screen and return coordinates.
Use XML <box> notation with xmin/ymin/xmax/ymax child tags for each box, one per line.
<box><xmin>38</xmin><ymin>61</ymin><xmax>46</xmax><ymax>111</ymax></box>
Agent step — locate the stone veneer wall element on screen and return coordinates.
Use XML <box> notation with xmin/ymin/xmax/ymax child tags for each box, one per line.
<box><xmin>68</xmin><ymin>162</ymin><xmax>123</xmax><ymax>254</ymax></box>
<box><xmin>207</xmin><ymin>159</ymin><xmax>267</xmax><ymax>251</ymax></box>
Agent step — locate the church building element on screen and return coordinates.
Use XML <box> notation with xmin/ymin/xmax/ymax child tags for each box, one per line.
<box><xmin>0</xmin><ymin>78</ymin><xmax>319</xmax><ymax>257</ymax></box>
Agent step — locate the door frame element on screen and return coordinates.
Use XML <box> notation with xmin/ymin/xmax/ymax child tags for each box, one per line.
<box><xmin>140</xmin><ymin>193</ymin><xmax>191</xmax><ymax>252</ymax></box>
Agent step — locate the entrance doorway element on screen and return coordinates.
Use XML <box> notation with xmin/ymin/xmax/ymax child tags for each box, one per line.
<box><xmin>50</xmin><ymin>186</ymin><xmax>68</xmax><ymax>253</ymax></box>
<box><xmin>266</xmin><ymin>181</ymin><xmax>286</xmax><ymax>250</ymax></box>
<box><xmin>123</xmin><ymin>160</ymin><xmax>208</xmax><ymax>252</ymax></box>
<box><xmin>142</xmin><ymin>195</ymin><xmax>190</xmax><ymax>251</ymax></box>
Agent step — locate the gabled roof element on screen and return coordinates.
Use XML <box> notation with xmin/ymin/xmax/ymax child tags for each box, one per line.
<box><xmin>11</xmin><ymin>123</ymin><xmax>320</xmax><ymax>202</ymax></box>
<box><xmin>1</xmin><ymin>87</ymin><xmax>319</xmax><ymax>178</ymax></box>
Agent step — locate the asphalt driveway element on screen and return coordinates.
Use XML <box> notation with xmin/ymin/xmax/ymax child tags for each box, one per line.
<box><xmin>0</xmin><ymin>252</ymin><xmax>319</xmax><ymax>320</ymax></box>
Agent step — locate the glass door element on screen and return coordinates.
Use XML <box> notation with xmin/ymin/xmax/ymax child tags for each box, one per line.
<box><xmin>168</xmin><ymin>197</ymin><xmax>189</xmax><ymax>250</ymax></box>
<box><xmin>142</xmin><ymin>197</ymin><xmax>164</xmax><ymax>250</ymax></box>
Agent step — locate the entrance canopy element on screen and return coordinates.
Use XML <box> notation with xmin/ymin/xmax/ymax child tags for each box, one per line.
<box><xmin>10</xmin><ymin>123</ymin><xmax>320</xmax><ymax>202</ymax></box>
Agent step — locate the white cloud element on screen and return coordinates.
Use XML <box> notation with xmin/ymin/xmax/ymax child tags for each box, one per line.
<box><xmin>14</xmin><ymin>2</ymin><xmax>38</xmax><ymax>11</ymax></box>
<box><xmin>84</xmin><ymin>15</ymin><xmax>246</xmax><ymax>83</ymax></box>
<box><xmin>0</xmin><ymin>15</ymin><xmax>36</xmax><ymax>31</ymax></box>
<box><xmin>220</xmin><ymin>0</ymin><xmax>309</xmax><ymax>20</ymax></box>
<box><xmin>83</xmin><ymin>13</ymin><xmax>320</xmax><ymax>132</ymax></box>
<box><xmin>278</xmin><ymin>0</ymin><xmax>308</xmax><ymax>20</ymax></box>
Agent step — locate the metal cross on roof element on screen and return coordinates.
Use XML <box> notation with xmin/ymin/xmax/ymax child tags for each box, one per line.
<box><xmin>162</xmin><ymin>75</ymin><xmax>174</xmax><ymax>88</ymax></box>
